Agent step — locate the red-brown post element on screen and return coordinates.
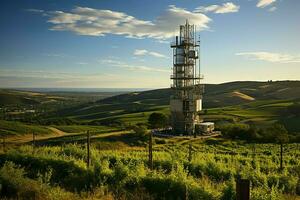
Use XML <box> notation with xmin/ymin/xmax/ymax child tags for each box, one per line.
<box><xmin>148</xmin><ymin>131</ymin><xmax>153</xmax><ymax>170</ymax></box>
<box><xmin>236</xmin><ymin>178</ymin><xmax>250</xmax><ymax>200</ymax></box>
<box><xmin>87</xmin><ymin>130</ymin><xmax>91</xmax><ymax>168</ymax></box>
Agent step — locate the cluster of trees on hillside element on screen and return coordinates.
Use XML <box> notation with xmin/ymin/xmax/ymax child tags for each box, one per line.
<box><xmin>285</xmin><ymin>102</ymin><xmax>300</xmax><ymax>117</ymax></box>
<box><xmin>132</xmin><ymin>112</ymin><xmax>169</xmax><ymax>139</ymax></box>
<box><xmin>219</xmin><ymin>123</ymin><xmax>299</xmax><ymax>143</ymax></box>
<box><xmin>131</xmin><ymin>111</ymin><xmax>300</xmax><ymax>144</ymax></box>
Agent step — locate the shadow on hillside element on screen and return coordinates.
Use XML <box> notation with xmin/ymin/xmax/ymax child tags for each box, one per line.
<box><xmin>27</xmin><ymin>132</ymin><xmax>146</xmax><ymax>147</ymax></box>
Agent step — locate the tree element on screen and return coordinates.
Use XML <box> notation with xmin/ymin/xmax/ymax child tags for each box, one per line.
<box><xmin>287</xmin><ymin>103</ymin><xmax>300</xmax><ymax>117</ymax></box>
<box><xmin>273</xmin><ymin>124</ymin><xmax>289</xmax><ymax>170</ymax></box>
<box><xmin>133</xmin><ymin>125</ymin><xmax>147</xmax><ymax>138</ymax></box>
<box><xmin>148</xmin><ymin>112</ymin><xmax>168</xmax><ymax>129</ymax></box>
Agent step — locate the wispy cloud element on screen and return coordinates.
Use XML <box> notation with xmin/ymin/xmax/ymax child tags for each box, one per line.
<box><xmin>76</xmin><ymin>62</ymin><xmax>88</xmax><ymax>65</ymax></box>
<box><xmin>156</xmin><ymin>40</ymin><xmax>169</xmax><ymax>44</ymax></box>
<box><xmin>133</xmin><ymin>50</ymin><xmax>148</xmax><ymax>56</ymax></box>
<box><xmin>120</xmin><ymin>65</ymin><xmax>169</xmax><ymax>73</ymax></box>
<box><xmin>195</xmin><ymin>2</ymin><xmax>240</xmax><ymax>14</ymax></box>
<box><xmin>0</xmin><ymin>69</ymin><xmax>112</xmax><ymax>80</ymax></box>
<box><xmin>133</xmin><ymin>49</ymin><xmax>168</xmax><ymax>58</ymax></box>
<box><xmin>42</xmin><ymin>53</ymin><xmax>70</xmax><ymax>58</ymax></box>
<box><xmin>100</xmin><ymin>59</ymin><xmax>123</xmax><ymax>65</ymax></box>
<box><xmin>0</xmin><ymin>67</ymin><xmax>170</xmax><ymax>88</ymax></box>
<box><xmin>100</xmin><ymin>58</ymin><xmax>169</xmax><ymax>72</ymax></box>
<box><xmin>0</xmin><ymin>69</ymin><xmax>124</xmax><ymax>87</ymax></box>
<box><xmin>257</xmin><ymin>0</ymin><xmax>276</xmax><ymax>8</ymax></box>
<box><xmin>26</xmin><ymin>8</ymin><xmax>44</xmax><ymax>13</ymax></box>
<box><xmin>268</xmin><ymin>7</ymin><xmax>277</xmax><ymax>12</ymax></box>
<box><xmin>33</xmin><ymin>5</ymin><xmax>211</xmax><ymax>39</ymax></box>
<box><xmin>236</xmin><ymin>52</ymin><xmax>300</xmax><ymax>63</ymax></box>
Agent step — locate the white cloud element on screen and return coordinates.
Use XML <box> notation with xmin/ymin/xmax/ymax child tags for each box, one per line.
<box><xmin>133</xmin><ymin>49</ymin><xmax>167</xmax><ymax>58</ymax></box>
<box><xmin>100</xmin><ymin>59</ymin><xmax>124</xmax><ymax>65</ymax></box>
<box><xmin>39</xmin><ymin>5</ymin><xmax>211</xmax><ymax>39</ymax></box>
<box><xmin>76</xmin><ymin>62</ymin><xmax>88</xmax><ymax>65</ymax></box>
<box><xmin>157</xmin><ymin>40</ymin><xmax>169</xmax><ymax>44</ymax></box>
<box><xmin>133</xmin><ymin>49</ymin><xmax>148</xmax><ymax>56</ymax></box>
<box><xmin>0</xmin><ymin>69</ymin><xmax>112</xmax><ymax>80</ymax></box>
<box><xmin>100</xmin><ymin>58</ymin><xmax>169</xmax><ymax>72</ymax></box>
<box><xmin>42</xmin><ymin>53</ymin><xmax>70</xmax><ymax>58</ymax></box>
<box><xmin>120</xmin><ymin>65</ymin><xmax>169</xmax><ymax>73</ymax></box>
<box><xmin>0</xmin><ymin>67</ymin><xmax>170</xmax><ymax>88</ymax></box>
<box><xmin>26</xmin><ymin>8</ymin><xmax>44</xmax><ymax>13</ymax></box>
<box><xmin>195</xmin><ymin>2</ymin><xmax>240</xmax><ymax>14</ymax></box>
<box><xmin>236</xmin><ymin>52</ymin><xmax>300</xmax><ymax>63</ymax></box>
<box><xmin>268</xmin><ymin>7</ymin><xmax>277</xmax><ymax>12</ymax></box>
<box><xmin>257</xmin><ymin>0</ymin><xmax>276</xmax><ymax>8</ymax></box>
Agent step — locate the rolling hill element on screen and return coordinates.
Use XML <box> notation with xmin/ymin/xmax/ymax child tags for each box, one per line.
<box><xmin>52</xmin><ymin>81</ymin><xmax>300</xmax><ymax>131</ymax></box>
<box><xmin>0</xmin><ymin>90</ymin><xmax>40</xmax><ymax>106</ymax></box>
<box><xmin>1</xmin><ymin>81</ymin><xmax>299</xmax><ymax>134</ymax></box>
<box><xmin>98</xmin><ymin>80</ymin><xmax>300</xmax><ymax>107</ymax></box>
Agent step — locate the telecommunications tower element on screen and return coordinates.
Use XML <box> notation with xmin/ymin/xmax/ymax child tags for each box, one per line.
<box><xmin>170</xmin><ymin>20</ymin><xmax>204</xmax><ymax>135</ymax></box>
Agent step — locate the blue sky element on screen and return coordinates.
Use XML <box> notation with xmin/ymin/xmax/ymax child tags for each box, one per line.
<box><xmin>0</xmin><ymin>0</ymin><xmax>299</xmax><ymax>88</ymax></box>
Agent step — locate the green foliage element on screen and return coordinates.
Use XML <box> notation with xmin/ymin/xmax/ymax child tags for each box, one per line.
<box><xmin>220</xmin><ymin>180</ymin><xmax>236</xmax><ymax>200</ymax></box>
<box><xmin>271</xmin><ymin>124</ymin><xmax>289</xmax><ymax>144</ymax></box>
<box><xmin>286</xmin><ymin>102</ymin><xmax>300</xmax><ymax>117</ymax></box>
<box><xmin>0</xmin><ymin>161</ymin><xmax>77</xmax><ymax>200</ymax></box>
<box><xmin>219</xmin><ymin>123</ymin><xmax>294</xmax><ymax>143</ymax></box>
<box><xmin>251</xmin><ymin>185</ymin><xmax>282</xmax><ymax>200</ymax></box>
<box><xmin>133</xmin><ymin>125</ymin><xmax>148</xmax><ymax>140</ymax></box>
<box><xmin>148</xmin><ymin>112</ymin><xmax>168</xmax><ymax>129</ymax></box>
<box><xmin>0</xmin><ymin>138</ymin><xmax>299</xmax><ymax>199</ymax></box>
<box><xmin>219</xmin><ymin>123</ymin><xmax>253</xmax><ymax>141</ymax></box>
<box><xmin>0</xmin><ymin>120</ymin><xmax>51</xmax><ymax>136</ymax></box>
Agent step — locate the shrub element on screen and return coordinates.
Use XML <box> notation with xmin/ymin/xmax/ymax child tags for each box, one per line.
<box><xmin>133</xmin><ymin>125</ymin><xmax>148</xmax><ymax>139</ymax></box>
<box><xmin>251</xmin><ymin>185</ymin><xmax>282</xmax><ymax>200</ymax></box>
<box><xmin>221</xmin><ymin>180</ymin><xmax>236</xmax><ymax>200</ymax></box>
<box><xmin>148</xmin><ymin>112</ymin><xmax>168</xmax><ymax>129</ymax></box>
<box><xmin>0</xmin><ymin>161</ymin><xmax>77</xmax><ymax>200</ymax></box>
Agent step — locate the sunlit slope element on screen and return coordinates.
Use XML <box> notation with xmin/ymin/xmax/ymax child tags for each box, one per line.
<box><xmin>0</xmin><ymin>90</ymin><xmax>40</xmax><ymax>106</ymax></box>
<box><xmin>56</xmin><ymin>81</ymin><xmax>300</xmax><ymax>130</ymax></box>
<box><xmin>0</xmin><ymin>89</ymin><xmax>70</xmax><ymax>106</ymax></box>
<box><xmin>0</xmin><ymin>89</ymin><xmax>124</xmax><ymax>106</ymax></box>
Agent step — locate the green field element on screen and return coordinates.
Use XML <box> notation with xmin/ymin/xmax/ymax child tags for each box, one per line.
<box><xmin>53</xmin><ymin>125</ymin><xmax>119</xmax><ymax>134</ymax></box>
<box><xmin>0</xmin><ymin>120</ymin><xmax>52</xmax><ymax>136</ymax></box>
<box><xmin>0</xmin><ymin>81</ymin><xmax>299</xmax><ymax>199</ymax></box>
<box><xmin>0</xmin><ymin>136</ymin><xmax>299</xmax><ymax>200</ymax></box>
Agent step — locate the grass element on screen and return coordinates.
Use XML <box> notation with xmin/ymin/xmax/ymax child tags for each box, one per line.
<box><xmin>53</xmin><ymin>125</ymin><xmax>119</xmax><ymax>133</ymax></box>
<box><xmin>0</xmin><ymin>120</ymin><xmax>52</xmax><ymax>136</ymax></box>
<box><xmin>0</xmin><ymin>136</ymin><xmax>299</xmax><ymax>199</ymax></box>
<box><xmin>201</xmin><ymin>99</ymin><xmax>300</xmax><ymax>131</ymax></box>
<box><xmin>0</xmin><ymin>82</ymin><xmax>299</xmax><ymax>199</ymax></box>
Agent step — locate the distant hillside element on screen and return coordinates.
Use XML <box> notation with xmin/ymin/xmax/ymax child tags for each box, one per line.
<box><xmin>0</xmin><ymin>90</ymin><xmax>41</xmax><ymax>106</ymax></box>
<box><xmin>53</xmin><ymin>81</ymin><xmax>300</xmax><ymax>128</ymax></box>
<box><xmin>0</xmin><ymin>89</ymin><xmax>124</xmax><ymax>106</ymax></box>
<box><xmin>100</xmin><ymin>80</ymin><xmax>300</xmax><ymax>108</ymax></box>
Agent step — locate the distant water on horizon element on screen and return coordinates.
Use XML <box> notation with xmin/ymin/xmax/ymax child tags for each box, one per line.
<box><xmin>5</xmin><ymin>88</ymin><xmax>154</xmax><ymax>93</ymax></box>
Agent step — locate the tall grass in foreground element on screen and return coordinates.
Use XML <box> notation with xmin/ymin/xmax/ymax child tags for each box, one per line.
<box><xmin>0</xmin><ymin>142</ymin><xmax>299</xmax><ymax>199</ymax></box>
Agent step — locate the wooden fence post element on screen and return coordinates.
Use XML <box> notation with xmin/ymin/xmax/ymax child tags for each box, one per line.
<box><xmin>2</xmin><ymin>137</ymin><xmax>6</xmax><ymax>153</ymax></box>
<box><xmin>236</xmin><ymin>178</ymin><xmax>250</xmax><ymax>200</ymax></box>
<box><xmin>87</xmin><ymin>130</ymin><xmax>91</xmax><ymax>168</ymax></box>
<box><xmin>188</xmin><ymin>143</ymin><xmax>192</xmax><ymax>162</ymax></box>
<box><xmin>280</xmin><ymin>143</ymin><xmax>283</xmax><ymax>170</ymax></box>
<box><xmin>148</xmin><ymin>131</ymin><xmax>153</xmax><ymax>170</ymax></box>
<box><xmin>32</xmin><ymin>131</ymin><xmax>36</xmax><ymax>154</ymax></box>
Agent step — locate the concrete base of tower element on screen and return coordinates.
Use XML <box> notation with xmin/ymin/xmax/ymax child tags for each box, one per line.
<box><xmin>171</xmin><ymin>112</ymin><xmax>201</xmax><ymax>135</ymax></box>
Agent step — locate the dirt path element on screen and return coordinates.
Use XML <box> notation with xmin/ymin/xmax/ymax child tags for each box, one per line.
<box><xmin>4</xmin><ymin>128</ymin><xmax>130</xmax><ymax>145</ymax></box>
<box><xmin>153</xmin><ymin>132</ymin><xmax>221</xmax><ymax>139</ymax></box>
<box><xmin>4</xmin><ymin>126</ymin><xmax>67</xmax><ymax>144</ymax></box>
<box><xmin>47</xmin><ymin>127</ymin><xmax>66</xmax><ymax>137</ymax></box>
<box><xmin>91</xmin><ymin>130</ymin><xmax>130</xmax><ymax>138</ymax></box>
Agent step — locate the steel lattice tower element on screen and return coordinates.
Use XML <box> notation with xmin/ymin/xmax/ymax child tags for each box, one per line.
<box><xmin>170</xmin><ymin>20</ymin><xmax>204</xmax><ymax>135</ymax></box>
